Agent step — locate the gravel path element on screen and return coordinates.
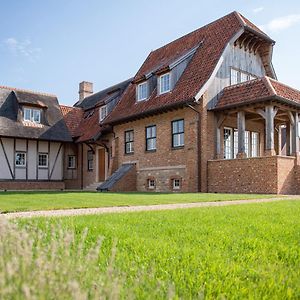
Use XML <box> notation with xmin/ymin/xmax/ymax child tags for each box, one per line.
<box><xmin>1</xmin><ymin>196</ymin><xmax>299</xmax><ymax>219</ymax></box>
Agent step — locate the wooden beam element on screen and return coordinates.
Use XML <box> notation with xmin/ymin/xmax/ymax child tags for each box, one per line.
<box><xmin>237</xmin><ymin>111</ymin><xmax>246</xmax><ymax>156</ymax></box>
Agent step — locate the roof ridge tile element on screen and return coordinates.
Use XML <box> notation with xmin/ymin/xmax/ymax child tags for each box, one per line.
<box><xmin>0</xmin><ymin>85</ymin><xmax>56</xmax><ymax>98</ymax></box>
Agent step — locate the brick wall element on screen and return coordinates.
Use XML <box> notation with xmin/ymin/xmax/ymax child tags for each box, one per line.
<box><xmin>208</xmin><ymin>156</ymin><xmax>296</xmax><ymax>194</ymax></box>
<box><xmin>113</xmin><ymin>107</ymin><xmax>199</xmax><ymax>192</ymax></box>
<box><xmin>0</xmin><ymin>181</ymin><xmax>65</xmax><ymax>191</ymax></box>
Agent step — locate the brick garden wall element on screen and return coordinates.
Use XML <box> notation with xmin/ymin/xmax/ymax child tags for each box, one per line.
<box><xmin>110</xmin><ymin>164</ymin><xmax>137</xmax><ymax>192</ymax></box>
<box><xmin>208</xmin><ymin>156</ymin><xmax>296</xmax><ymax>194</ymax></box>
<box><xmin>0</xmin><ymin>181</ymin><xmax>65</xmax><ymax>191</ymax></box>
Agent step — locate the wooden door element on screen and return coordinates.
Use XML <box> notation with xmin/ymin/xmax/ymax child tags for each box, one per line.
<box><xmin>98</xmin><ymin>148</ymin><xmax>105</xmax><ymax>181</ymax></box>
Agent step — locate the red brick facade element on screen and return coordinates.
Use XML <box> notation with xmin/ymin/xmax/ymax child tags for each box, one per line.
<box><xmin>0</xmin><ymin>181</ymin><xmax>65</xmax><ymax>191</ymax></box>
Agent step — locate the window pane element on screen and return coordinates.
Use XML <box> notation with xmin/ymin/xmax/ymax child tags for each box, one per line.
<box><xmin>32</xmin><ymin>110</ymin><xmax>41</xmax><ymax>123</ymax></box>
<box><xmin>230</xmin><ymin>69</ymin><xmax>239</xmax><ymax>85</ymax></box>
<box><xmin>251</xmin><ymin>132</ymin><xmax>259</xmax><ymax>157</ymax></box>
<box><xmin>38</xmin><ymin>154</ymin><xmax>48</xmax><ymax>167</ymax></box>
<box><xmin>234</xmin><ymin>129</ymin><xmax>238</xmax><ymax>158</ymax></box>
<box><xmin>147</xmin><ymin>138</ymin><xmax>156</xmax><ymax>150</ymax></box>
<box><xmin>240</xmin><ymin>72</ymin><xmax>248</xmax><ymax>83</ymax></box>
<box><xmin>137</xmin><ymin>82</ymin><xmax>147</xmax><ymax>100</ymax></box>
<box><xmin>15</xmin><ymin>153</ymin><xmax>26</xmax><ymax>166</ymax></box>
<box><xmin>24</xmin><ymin>108</ymin><xmax>31</xmax><ymax>121</ymax></box>
<box><xmin>224</xmin><ymin>128</ymin><xmax>233</xmax><ymax>159</ymax></box>
<box><xmin>160</xmin><ymin>73</ymin><xmax>170</xmax><ymax>94</ymax></box>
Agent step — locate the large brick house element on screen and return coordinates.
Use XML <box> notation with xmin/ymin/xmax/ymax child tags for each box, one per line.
<box><xmin>2</xmin><ymin>11</ymin><xmax>300</xmax><ymax>194</ymax></box>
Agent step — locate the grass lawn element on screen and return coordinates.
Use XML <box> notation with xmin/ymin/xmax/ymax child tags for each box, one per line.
<box><xmin>0</xmin><ymin>191</ymin><xmax>279</xmax><ymax>213</ymax></box>
<box><xmin>13</xmin><ymin>200</ymin><xmax>300</xmax><ymax>299</ymax></box>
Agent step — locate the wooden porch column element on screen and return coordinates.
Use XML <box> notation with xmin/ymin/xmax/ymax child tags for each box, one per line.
<box><xmin>257</xmin><ymin>105</ymin><xmax>278</xmax><ymax>156</ymax></box>
<box><xmin>237</xmin><ymin>111</ymin><xmax>246</xmax><ymax>158</ymax></box>
<box><xmin>286</xmin><ymin>123</ymin><xmax>291</xmax><ymax>156</ymax></box>
<box><xmin>215</xmin><ymin>114</ymin><xmax>226</xmax><ymax>159</ymax></box>
<box><xmin>291</xmin><ymin>112</ymin><xmax>299</xmax><ymax>156</ymax></box>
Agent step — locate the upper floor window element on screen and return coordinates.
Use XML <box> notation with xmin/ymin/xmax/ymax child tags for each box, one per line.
<box><xmin>146</xmin><ymin>125</ymin><xmax>156</xmax><ymax>151</ymax></box>
<box><xmin>23</xmin><ymin>107</ymin><xmax>41</xmax><ymax>123</ymax></box>
<box><xmin>137</xmin><ymin>82</ymin><xmax>148</xmax><ymax>101</ymax></box>
<box><xmin>172</xmin><ymin>119</ymin><xmax>184</xmax><ymax>148</ymax></box>
<box><xmin>99</xmin><ymin>105</ymin><xmax>107</xmax><ymax>122</ymax></box>
<box><xmin>159</xmin><ymin>73</ymin><xmax>171</xmax><ymax>94</ymax></box>
<box><xmin>230</xmin><ymin>68</ymin><xmax>257</xmax><ymax>85</ymax></box>
<box><xmin>125</xmin><ymin>130</ymin><xmax>134</xmax><ymax>154</ymax></box>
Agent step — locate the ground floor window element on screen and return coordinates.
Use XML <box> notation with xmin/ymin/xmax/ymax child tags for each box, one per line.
<box><xmin>68</xmin><ymin>155</ymin><xmax>76</xmax><ymax>169</ymax></box>
<box><xmin>172</xmin><ymin>178</ymin><xmax>181</xmax><ymax>190</ymax></box>
<box><xmin>87</xmin><ymin>150</ymin><xmax>93</xmax><ymax>171</ymax></box>
<box><xmin>38</xmin><ymin>153</ymin><xmax>48</xmax><ymax>168</ymax></box>
<box><xmin>224</xmin><ymin>127</ymin><xmax>259</xmax><ymax>159</ymax></box>
<box><xmin>15</xmin><ymin>152</ymin><xmax>26</xmax><ymax>167</ymax></box>
<box><xmin>148</xmin><ymin>179</ymin><xmax>156</xmax><ymax>189</ymax></box>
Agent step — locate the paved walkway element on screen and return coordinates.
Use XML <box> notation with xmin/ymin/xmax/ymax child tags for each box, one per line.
<box><xmin>2</xmin><ymin>196</ymin><xmax>299</xmax><ymax>219</ymax></box>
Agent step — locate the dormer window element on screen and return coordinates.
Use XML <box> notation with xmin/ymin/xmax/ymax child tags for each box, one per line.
<box><xmin>23</xmin><ymin>107</ymin><xmax>41</xmax><ymax>123</ymax></box>
<box><xmin>99</xmin><ymin>105</ymin><xmax>107</xmax><ymax>122</ymax></box>
<box><xmin>159</xmin><ymin>73</ymin><xmax>171</xmax><ymax>94</ymax></box>
<box><xmin>137</xmin><ymin>82</ymin><xmax>148</xmax><ymax>101</ymax></box>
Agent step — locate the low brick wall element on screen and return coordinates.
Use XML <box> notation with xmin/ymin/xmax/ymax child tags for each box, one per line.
<box><xmin>0</xmin><ymin>181</ymin><xmax>65</xmax><ymax>191</ymax></box>
<box><xmin>111</xmin><ymin>165</ymin><xmax>137</xmax><ymax>192</ymax></box>
<box><xmin>208</xmin><ymin>156</ymin><xmax>296</xmax><ymax>194</ymax></box>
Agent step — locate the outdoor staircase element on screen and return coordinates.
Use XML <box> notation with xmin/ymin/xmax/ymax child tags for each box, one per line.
<box><xmin>84</xmin><ymin>182</ymin><xmax>103</xmax><ymax>191</ymax></box>
<box><xmin>97</xmin><ymin>163</ymin><xmax>135</xmax><ymax>192</ymax></box>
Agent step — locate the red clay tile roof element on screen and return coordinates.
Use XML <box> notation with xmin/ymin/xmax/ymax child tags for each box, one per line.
<box><xmin>105</xmin><ymin>11</ymin><xmax>273</xmax><ymax>125</ymax></box>
<box><xmin>60</xmin><ymin>105</ymin><xmax>83</xmax><ymax>137</ymax></box>
<box><xmin>213</xmin><ymin>77</ymin><xmax>300</xmax><ymax>110</ymax></box>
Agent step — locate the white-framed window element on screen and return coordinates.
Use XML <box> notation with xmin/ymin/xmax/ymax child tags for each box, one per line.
<box><xmin>125</xmin><ymin>130</ymin><xmax>134</xmax><ymax>154</ymax></box>
<box><xmin>15</xmin><ymin>152</ymin><xmax>26</xmax><ymax>167</ymax></box>
<box><xmin>23</xmin><ymin>107</ymin><xmax>41</xmax><ymax>123</ymax></box>
<box><xmin>224</xmin><ymin>127</ymin><xmax>233</xmax><ymax>159</ymax></box>
<box><xmin>225</xmin><ymin>127</ymin><xmax>260</xmax><ymax>159</ymax></box>
<box><xmin>251</xmin><ymin>132</ymin><xmax>259</xmax><ymax>157</ymax></box>
<box><xmin>68</xmin><ymin>155</ymin><xmax>76</xmax><ymax>169</ymax></box>
<box><xmin>230</xmin><ymin>68</ymin><xmax>256</xmax><ymax>86</ymax></box>
<box><xmin>148</xmin><ymin>179</ymin><xmax>155</xmax><ymax>189</ymax></box>
<box><xmin>38</xmin><ymin>153</ymin><xmax>48</xmax><ymax>168</ymax></box>
<box><xmin>146</xmin><ymin>125</ymin><xmax>156</xmax><ymax>151</ymax></box>
<box><xmin>137</xmin><ymin>82</ymin><xmax>148</xmax><ymax>101</ymax></box>
<box><xmin>230</xmin><ymin>69</ymin><xmax>239</xmax><ymax>85</ymax></box>
<box><xmin>172</xmin><ymin>119</ymin><xmax>184</xmax><ymax>148</ymax></box>
<box><xmin>87</xmin><ymin>150</ymin><xmax>93</xmax><ymax>171</ymax></box>
<box><xmin>159</xmin><ymin>73</ymin><xmax>171</xmax><ymax>94</ymax></box>
<box><xmin>99</xmin><ymin>105</ymin><xmax>107</xmax><ymax>122</ymax></box>
<box><xmin>173</xmin><ymin>179</ymin><xmax>181</xmax><ymax>190</ymax></box>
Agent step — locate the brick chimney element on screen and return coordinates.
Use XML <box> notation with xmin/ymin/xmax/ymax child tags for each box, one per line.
<box><xmin>79</xmin><ymin>81</ymin><xmax>93</xmax><ymax>101</ymax></box>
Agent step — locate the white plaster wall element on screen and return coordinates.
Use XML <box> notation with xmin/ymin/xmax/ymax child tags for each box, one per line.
<box><xmin>28</xmin><ymin>140</ymin><xmax>37</xmax><ymax>179</ymax></box>
<box><xmin>0</xmin><ymin>139</ymin><xmax>12</xmax><ymax>179</ymax></box>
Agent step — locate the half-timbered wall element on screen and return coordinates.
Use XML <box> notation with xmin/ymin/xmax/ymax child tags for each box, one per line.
<box><xmin>207</xmin><ymin>43</ymin><xmax>266</xmax><ymax>108</ymax></box>
<box><xmin>0</xmin><ymin>137</ymin><xmax>63</xmax><ymax>181</ymax></box>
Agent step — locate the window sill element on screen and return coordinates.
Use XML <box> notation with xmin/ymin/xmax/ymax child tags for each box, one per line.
<box><xmin>124</xmin><ymin>152</ymin><xmax>134</xmax><ymax>156</ymax></box>
<box><xmin>67</xmin><ymin>167</ymin><xmax>76</xmax><ymax>170</ymax></box>
<box><xmin>145</xmin><ymin>149</ymin><xmax>156</xmax><ymax>153</ymax></box>
<box><xmin>87</xmin><ymin>169</ymin><xmax>94</xmax><ymax>172</ymax></box>
<box><xmin>171</xmin><ymin>146</ymin><xmax>184</xmax><ymax>150</ymax></box>
<box><xmin>38</xmin><ymin>166</ymin><xmax>48</xmax><ymax>169</ymax></box>
<box><xmin>15</xmin><ymin>166</ymin><xmax>26</xmax><ymax>169</ymax></box>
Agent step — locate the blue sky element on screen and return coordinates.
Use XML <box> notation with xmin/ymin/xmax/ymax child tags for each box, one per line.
<box><xmin>1</xmin><ymin>0</ymin><xmax>300</xmax><ymax>105</ymax></box>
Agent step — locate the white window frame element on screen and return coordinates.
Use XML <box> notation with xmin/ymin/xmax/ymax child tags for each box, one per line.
<box><xmin>137</xmin><ymin>82</ymin><xmax>148</xmax><ymax>101</ymax></box>
<box><xmin>15</xmin><ymin>152</ymin><xmax>26</xmax><ymax>167</ymax></box>
<box><xmin>38</xmin><ymin>153</ymin><xmax>48</xmax><ymax>168</ymax></box>
<box><xmin>173</xmin><ymin>179</ymin><xmax>181</xmax><ymax>190</ymax></box>
<box><xmin>159</xmin><ymin>73</ymin><xmax>171</xmax><ymax>94</ymax></box>
<box><xmin>23</xmin><ymin>107</ymin><xmax>41</xmax><ymax>124</ymax></box>
<box><xmin>87</xmin><ymin>150</ymin><xmax>93</xmax><ymax>171</ymax></box>
<box><xmin>224</xmin><ymin>127</ymin><xmax>233</xmax><ymax>159</ymax></box>
<box><xmin>148</xmin><ymin>179</ymin><xmax>155</xmax><ymax>189</ymax></box>
<box><xmin>125</xmin><ymin>130</ymin><xmax>134</xmax><ymax>154</ymax></box>
<box><xmin>68</xmin><ymin>155</ymin><xmax>76</xmax><ymax>169</ymax></box>
<box><xmin>230</xmin><ymin>68</ymin><xmax>239</xmax><ymax>85</ymax></box>
<box><xmin>99</xmin><ymin>105</ymin><xmax>107</xmax><ymax>122</ymax></box>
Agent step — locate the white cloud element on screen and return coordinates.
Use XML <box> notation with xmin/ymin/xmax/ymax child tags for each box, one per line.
<box><xmin>260</xmin><ymin>14</ymin><xmax>300</xmax><ymax>32</ymax></box>
<box><xmin>253</xmin><ymin>7</ymin><xmax>264</xmax><ymax>14</ymax></box>
<box><xmin>3</xmin><ymin>37</ymin><xmax>41</xmax><ymax>61</ymax></box>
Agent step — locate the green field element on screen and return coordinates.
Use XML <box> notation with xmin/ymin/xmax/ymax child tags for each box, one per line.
<box><xmin>0</xmin><ymin>191</ymin><xmax>278</xmax><ymax>213</ymax></box>
<box><xmin>7</xmin><ymin>200</ymin><xmax>300</xmax><ymax>299</ymax></box>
